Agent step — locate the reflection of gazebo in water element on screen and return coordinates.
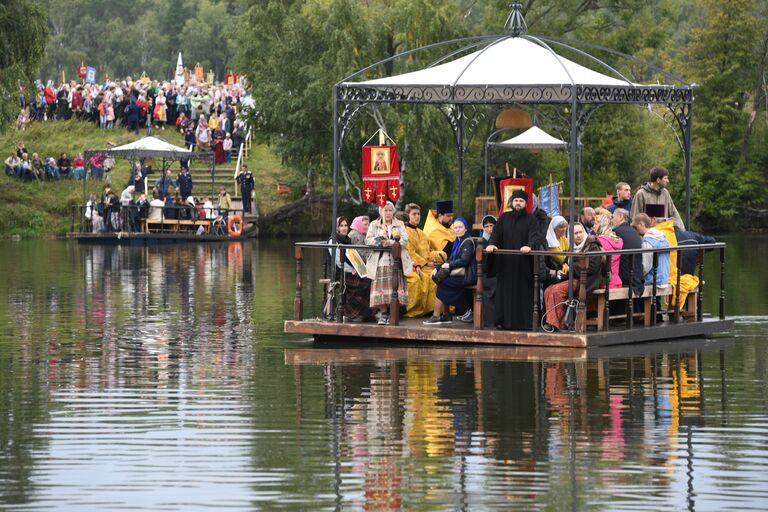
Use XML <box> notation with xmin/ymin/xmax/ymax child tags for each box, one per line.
<box><xmin>83</xmin><ymin>136</ymin><xmax>216</xmax><ymax>201</ymax></box>
<box><xmin>331</xmin><ymin>3</ymin><xmax>694</xmax><ymax>237</ymax></box>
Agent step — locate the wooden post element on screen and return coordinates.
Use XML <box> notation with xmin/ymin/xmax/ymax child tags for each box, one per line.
<box><xmin>697</xmin><ymin>249</ymin><xmax>704</xmax><ymax>322</ymax></box>
<box><xmin>603</xmin><ymin>254</ymin><xmax>610</xmax><ymax>332</ymax></box>
<box><xmin>294</xmin><ymin>246</ymin><xmax>303</xmax><ymax>321</ymax></box>
<box><xmin>627</xmin><ymin>263</ymin><xmax>635</xmax><ymax>329</ymax></box>
<box><xmin>532</xmin><ymin>254</ymin><xmax>540</xmax><ymax>332</ymax></box>
<box><xmin>651</xmin><ymin>251</ymin><xmax>658</xmax><ymax>326</ymax></box>
<box><xmin>389</xmin><ymin>243</ymin><xmax>401</xmax><ymax>326</ymax></box>
<box><xmin>336</xmin><ymin>247</ymin><xmax>345</xmax><ymax>323</ymax></box>
<box><xmin>576</xmin><ymin>255</ymin><xmax>588</xmax><ymax>333</ymax></box>
<box><xmin>674</xmin><ymin>247</ymin><xmax>682</xmax><ymax>323</ymax></box>
<box><xmin>473</xmin><ymin>245</ymin><xmax>484</xmax><ymax>330</ymax></box>
<box><xmin>719</xmin><ymin>246</ymin><xmax>725</xmax><ymax>320</ymax></box>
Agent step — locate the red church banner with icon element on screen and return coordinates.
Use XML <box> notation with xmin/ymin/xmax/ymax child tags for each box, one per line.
<box><xmin>498</xmin><ymin>177</ymin><xmax>534</xmax><ymax>215</ymax></box>
<box><xmin>362</xmin><ymin>145</ymin><xmax>400</xmax><ymax>206</ymax></box>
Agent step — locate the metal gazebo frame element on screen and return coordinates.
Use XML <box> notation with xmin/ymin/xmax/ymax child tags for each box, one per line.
<box><xmin>330</xmin><ymin>4</ymin><xmax>694</xmax><ymax>235</ymax></box>
<box><xmin>82</xmin><ymin>139</ymin><xmax>217</xmax><ymax>202</ymax></box>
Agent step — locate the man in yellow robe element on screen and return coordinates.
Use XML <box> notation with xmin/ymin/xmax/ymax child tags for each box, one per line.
<box><xmin>422</xmin><ymin>199</ymin><xmax>454</xmax><ymax>264</ymax></box>
<box><xmin>404</xmin><ymin>203</ymin><xmax>443</xmax><ymax>317</ymax></box>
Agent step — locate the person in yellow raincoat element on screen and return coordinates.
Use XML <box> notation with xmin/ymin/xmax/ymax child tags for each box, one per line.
<box><xmin>654</xmin><ymin>219</ymin><xmax>700</xmax><ymax>309</ymax></box>
<box><xmin>403</xmin><ymin>203</ymin><xmax>444</xmax><ymax>317</ymax></box>
<box><xmin>422</xmin><ymin>200</ymin><xmax>454</xmax><ymax>263</ymax></box>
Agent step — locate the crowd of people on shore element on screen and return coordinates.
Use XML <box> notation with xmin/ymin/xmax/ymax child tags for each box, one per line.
<box><xmin>328</xmin><ymin>166</ymin><xmax>715</xmax><ymax>331</ymax></box>
<box><xmin>16</xmin><ymin>77</ymin><xmax>251</xmax><ymax>137</ymax></box>
<box><xmin>4</xmin><ymin>141</ymin><xmax>90</xmax><ymax>181</ymax></box>
<box><xmin>8</xmin><ymin>78</ymin><xmax>251</xmax><ymax>185</ymax></box>
<box><xmin>85</xmin><ymin>167</ymin><xmax>239</xmax><ymax>235</ymax></box>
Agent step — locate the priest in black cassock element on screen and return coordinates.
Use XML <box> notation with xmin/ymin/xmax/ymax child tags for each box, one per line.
<box><xmin>486</xmin><ymin>189</ymin><xmax>543</xmax><ymax>330</ymax></box>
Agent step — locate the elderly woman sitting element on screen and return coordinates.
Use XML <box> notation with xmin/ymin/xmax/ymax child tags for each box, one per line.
<box><xmin>543</xmin><ymin>215</ymin><xmax>569</xmax><ymax>288</ymax></box>
<box><xmin>543</xmin><ymin>223</ymin><xmax>603</xmax><ymax>331</ymax></box>
<box><xmin>423</xmin><ymin>218</ymin><xmax>477</xmax><ymax>325</ymax></box>
<box><xmin>365</xmin><ymin>202</ymin><xmax>413</xmax><ymax>325</ymax></box>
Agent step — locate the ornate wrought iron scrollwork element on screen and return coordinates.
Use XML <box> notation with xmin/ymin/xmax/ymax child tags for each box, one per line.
<box><xmin>339</xmin><ymin>84</ymin><xmax>693</xmax><ymax>106</ymax></box>
<box><xmin>336</xmin><ymin>102</ymin><xmax>367</xmax><ymax>150</ymax></box>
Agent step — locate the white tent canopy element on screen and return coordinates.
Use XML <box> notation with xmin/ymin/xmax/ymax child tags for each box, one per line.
<box><xmin>345</xmin><ymin>37</ymin><xmax>633</xmax><ymax>89</ymax></box>
<box><xmin>109</xmin><ymin>136</ymin><xmax>191</xmax><ymax>154</ymax></box>
<box><xmin>495</xmin><ymin>126</ymin><xmax>567</xmax><ymax>149</ymax></box>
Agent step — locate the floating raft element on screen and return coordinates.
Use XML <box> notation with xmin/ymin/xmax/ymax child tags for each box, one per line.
<box><xmin>284</xmin><ymin>316</ymin><xmax>734</xmax><ymax>349</ymax></box>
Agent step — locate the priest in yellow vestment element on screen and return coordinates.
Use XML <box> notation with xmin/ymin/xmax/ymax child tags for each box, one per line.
<box><xmin>403</xmin><ymin>203</ymin><xmax>443</xmax><ymax>317</ymax></box>
<box><xmin>422</xmin><ymin>200</ymin><xmax>455</xmax><ymax>264</ymax></box>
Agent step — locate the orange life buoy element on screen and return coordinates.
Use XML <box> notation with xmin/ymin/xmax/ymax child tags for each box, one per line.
<box><xmin>227</xmin><ymin>214</ymin><xmax>243</xmax><ymax>236</ymax></box>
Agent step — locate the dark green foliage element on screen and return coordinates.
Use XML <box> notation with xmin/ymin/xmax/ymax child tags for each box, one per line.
<box><xmin>0</xmin><ymin>0</ymin><xmax>49</xmax><ymax>129</ymax></box>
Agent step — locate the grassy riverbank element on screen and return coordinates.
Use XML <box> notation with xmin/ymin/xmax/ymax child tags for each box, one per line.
<box><xmin>0</xmin><ymin>121</ymin><xmax>297</xmax><ymax>237</ymax></box>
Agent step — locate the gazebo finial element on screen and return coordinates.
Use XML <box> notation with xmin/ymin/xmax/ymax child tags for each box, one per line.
<box><xmin>505</xmin><ymin>3</ymin><xmax>527</xmax><ymax>37</ymax></box>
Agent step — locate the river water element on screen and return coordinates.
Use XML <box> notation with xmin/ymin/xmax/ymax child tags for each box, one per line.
<box><xmin>0</xmin><ymin>237</ymin><xmax>766</xmax><ymax>510</ymax></box>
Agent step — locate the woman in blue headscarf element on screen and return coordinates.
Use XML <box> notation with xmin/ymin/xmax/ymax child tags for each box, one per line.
<box><xmin>424</xmin><ymin>217</ymin><xmax>477</xmax><ymax>324</ymax></box>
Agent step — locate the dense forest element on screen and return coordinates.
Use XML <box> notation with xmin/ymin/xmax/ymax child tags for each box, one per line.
<box><xmin>1</xmin><ymin>0</ymin><xmax>767</xmax><ymax>230</ymax></box>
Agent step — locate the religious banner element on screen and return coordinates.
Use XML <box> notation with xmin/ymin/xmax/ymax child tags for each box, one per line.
<box><xmin>85</xmin><ymin>66</ymin><xmax>97</xmax><ymax>84</ymax></box>
<box><xmin>174</xmin><ymin>52</ymin><xmax>185</xmax><ymax>87</ymax></box>
<box><xmin>539</xmin><ymin>183</ymin><xmax>560</xmax><ymax>217</ymax></box>
<box><xmin>77</xmin><ymin>62</ymin><xmax>87</xmax><ymax>79</ymax></box>
<box><xmin>497</xmin><ymin>177</ymin><xmax>534</xmax><ymax>215</ymax></box>
<box><xmin>225</xmin><ymin>72</ymin><xmax>239</xmax><ymax>86</ymax></box>
<box><xmin>194</xmin><ymin>63</ymin><xmax>204</xmax><ymax>81</ymax></box>
<box><xmin>362</xmin><ymin>145</ymin><xmax>400</xmax><ymax>207</ymax></box>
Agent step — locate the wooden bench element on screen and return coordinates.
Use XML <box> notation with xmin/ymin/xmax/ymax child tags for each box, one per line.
<box><xmin>145</xmin><ymin>219</ymin><xmax>212</xmax><ymax>234</ymax></box>
<box><xmin>587</xmin><ymin>284</ymin><xmax>673</xmax><ymax>331</ymax></box>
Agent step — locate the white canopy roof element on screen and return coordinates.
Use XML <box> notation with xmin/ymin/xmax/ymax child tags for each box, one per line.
<box><xmin>109</xmin><ymin>136</ymin><xmax>191</xmax><ymax>153</ymax></box>
<box><xmin>346</xmin><ymin>37</ymin><xmax>632</xmax><ymax>88</ymax></box>
<box><xmin>495</xmin><ymin>126</ymin><xmax>566</xmax><ymax>149</ymax></box>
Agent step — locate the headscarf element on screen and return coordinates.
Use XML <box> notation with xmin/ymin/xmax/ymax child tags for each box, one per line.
<box><xmin>331</xmin><ymin>216</ymin><xmax>351</xmax><ymax>245</ymax></box>
<box><xmin>546</xmin><ymin>215</ymin><xmax>567</xmax><ymax>248</ymax></box>
<box><xmin>350</xmin><ymin>215</ymin><xmax>368</xmax><ymax>234</ymax></box>
<box><xmin>573</xmin><ymin>223</ymin><xmax>588</xmax><ymax>252</ymax></box>
<box><xmin>593</xmin><ymin>213</ymin><xmax>621</xmax><ymax>241</ymax></box>
<box><xmin>449</xmin><ymin>217</ymin><xmax>471</xmax><ymax>261</ymax></box>
<box><xmin>186</xmin><ymin>196</ymin><xmax>196</xmax><ymax>207</ymax></box>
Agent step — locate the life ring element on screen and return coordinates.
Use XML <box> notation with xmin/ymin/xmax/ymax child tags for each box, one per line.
<box><xmin>227</xmin><ymin>215</ymin><xmax>243</xmax><ymax>237</ymax></box>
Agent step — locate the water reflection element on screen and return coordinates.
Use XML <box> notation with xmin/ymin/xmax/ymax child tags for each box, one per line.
<box><xmin>0</xmin><ymin>240</ymin><xmax>767</xmax><ymax>510</ymax></box>
<box><xmin>286</xmin><ymin>338</ymin><xmax>768</xmax><ymax>510</ymax></box>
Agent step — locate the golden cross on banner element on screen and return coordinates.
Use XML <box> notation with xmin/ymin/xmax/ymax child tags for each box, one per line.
<box><xmin>377</xmin><ymin>191</ymin><xmax>386</xmax><ymax>204</ymax></box>
<box><xmin>389</xmin><ymin>184</ymin><xmax>398</xmax><ymax>197</ymax></box>
<box><xmin>364</xmin><ymin>188</ymin><xmax>373</xmax><ymax>201</ymax></box>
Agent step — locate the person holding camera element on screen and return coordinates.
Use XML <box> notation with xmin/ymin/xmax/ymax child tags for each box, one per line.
<box><xmin>365</xmin><ymin>202</ymin><xmax>412</xmax><ymax>325</ymax></box>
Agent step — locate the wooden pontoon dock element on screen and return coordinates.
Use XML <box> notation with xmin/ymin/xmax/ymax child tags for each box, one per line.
<box><xmin>285</xmin><ymin>241</ymin><xmax>733</xmax><ymax>349</ymax></box>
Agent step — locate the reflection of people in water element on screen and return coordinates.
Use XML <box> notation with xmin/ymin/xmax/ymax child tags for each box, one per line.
<box><xmin>373</xmin><ymin>151</ymin><xmax>388</xmax><ymax>172</ymax></box>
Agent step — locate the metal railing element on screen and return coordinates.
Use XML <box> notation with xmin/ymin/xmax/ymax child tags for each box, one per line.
<box><xmin>71</xmin><ymin>203</ymin><xmax>246</xmax><ymax>236</ymax></box>
<box><xmin>292</xmin><ymin>240</ymin><xmax>727</xmax><ymax>333</ymax></box>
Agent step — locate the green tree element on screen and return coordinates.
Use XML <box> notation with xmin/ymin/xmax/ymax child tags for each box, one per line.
<box><xmin>682</xmin><ymin>0</ymin><xmax>764</xmax><ymax>228</ymax></box>
<box><xmin>0</xmin><ymin>0</ymin><xmax>49</xmax><ymax>129</ymax></box>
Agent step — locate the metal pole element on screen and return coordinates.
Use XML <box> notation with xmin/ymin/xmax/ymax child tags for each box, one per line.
<box><xmin>332</xmin><ymin>91</ymin><xmax>340</xmax><ymax>234</ymax></box>
<box><xmin>684</xmin><ymin>102</ymin><xmax>693</xmax><ymax>229</ymax></box>
<box><xmin>567</xmin><ymin>90</ymin><xmax>578</xmax><ymax>302</ymax></box>
<box><xmin>457</xmin><ymin>104</ymin><xmax>465</xmax><ymax>219</ymax></box>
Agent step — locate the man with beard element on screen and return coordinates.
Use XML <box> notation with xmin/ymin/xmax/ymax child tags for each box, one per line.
<box><xmin>486</xmin><ymin>190</ymin><xmax>543</xmax><ymax>330</ymax></box>
<box><xmin>579</xmin><ymin>206</ymin><xmax>596</xmax><ymax>235</ymax></box>
<box><xmin>423</xmin><ymin>199</ymin><xmax>454</xmax><ymax>264</ymax></box>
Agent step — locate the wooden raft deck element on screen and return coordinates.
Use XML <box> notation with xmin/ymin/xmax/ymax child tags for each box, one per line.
<box><xmin>284</xmin><ymin>317</ymin><xmax>734</xmax><ymax>349</ymax></box>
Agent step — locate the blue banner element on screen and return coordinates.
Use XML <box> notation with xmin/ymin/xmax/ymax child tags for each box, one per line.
<box><xmin>539</xmin><ymin>184</ymin><xmax>560</xmax><ymax>217</ymax></box>
<box><xmin>85</xmin><ymin>66</ymin><xmax>97</xmax><ymax>84</ymax></box>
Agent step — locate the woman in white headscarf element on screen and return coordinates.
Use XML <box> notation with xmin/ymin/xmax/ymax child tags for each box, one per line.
<box><xmin>195</xmin><ymin>115</ymin><xmax>211</xmax><ymax>151</ymax></box>
<box><xmin>543</xmin><ymin>215</ymin><xmax>569</xmax><ymax>287</ymax></box>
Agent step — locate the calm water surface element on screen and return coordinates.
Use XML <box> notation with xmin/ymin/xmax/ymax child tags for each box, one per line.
<box><xmin>0</xmin><ymin>237</ymin><xmax>766</xmax><ymax>510</ymax></box>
